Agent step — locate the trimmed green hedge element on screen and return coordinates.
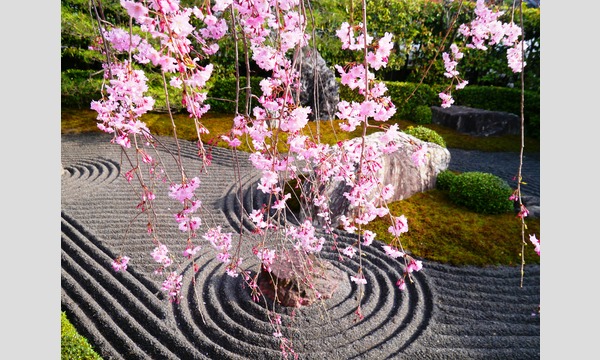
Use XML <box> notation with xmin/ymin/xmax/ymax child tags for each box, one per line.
<box><xmin>412</xmin><ymin>104</ymin><xmax>433</xmax><ymax>125</ymax></box>
<box><xmin>61</xmin><ymin>71</ymin><xmax>539</xmax><ymax>140</ymax></box>
<box><xmin>60</xmin><ymin>69</ymin><xmax>184</xmax><ymax>111</ymax></box>
<box><xmin>338</xmin><ymin>80</ymin><xmax>442</xmax><ymax>121</ymax></box>
<box><xmin>340</xmin><ymin>81</ymin><xmax>539</xmax><ymax>139</ymax></box>
<box><xmin>436</xmin><ymin>170</ymin><xmax>458</xmax><ymax>191</ymax></box>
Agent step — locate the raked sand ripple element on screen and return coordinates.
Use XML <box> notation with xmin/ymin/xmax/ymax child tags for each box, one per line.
<box><xmin>61</xmin><ymin>133</ymin><xmax>540</xmax><ymax>360</ymax></box>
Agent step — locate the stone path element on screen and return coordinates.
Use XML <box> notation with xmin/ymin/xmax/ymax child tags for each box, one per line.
<box><xmin>61</xmin><ymin>133</ymin><xmax>540</xmax><ymax>359</ymax></box>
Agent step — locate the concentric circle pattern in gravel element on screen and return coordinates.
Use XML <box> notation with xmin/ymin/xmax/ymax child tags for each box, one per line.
<box><xmin>61</xmin><ymin>133</ymin><xmax>540</xmax><ymax>359</ymax></box>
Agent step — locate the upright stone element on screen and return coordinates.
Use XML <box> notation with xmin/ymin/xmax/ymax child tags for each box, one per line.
<box><xmin>431</xmin><ymin>105</ymin><xmax>520</xmax><ymax>137</ymax></box>
<box><xmin>305</xmin><ymin>132</ymin><xmax>451</xmax><ymax>227</ymax></box>
<box><xmin>296</xmin><ymin>47</ymin><xmax>339</xmax><ymax>121</ymax></box>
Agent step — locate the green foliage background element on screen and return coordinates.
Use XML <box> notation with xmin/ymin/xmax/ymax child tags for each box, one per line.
<box><xmin>61</xmin><ymin>0</ymin><xmax>540</xmax><ymax>96</ymax></box>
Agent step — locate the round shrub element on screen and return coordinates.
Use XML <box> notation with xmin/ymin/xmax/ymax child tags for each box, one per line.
<box><xmin>412</xmin><ymin>105</ymin><xmax>433</xmax><ymax>124</ymax></box>
<box><xmin>403</xmin><ymin>125</ymin><xmax>446</xmax><ymax>148</ymax></box>
<box><xmin>436</xmin><ymin>170</ymin><xmax>457</xmax><ymax>191</ymax></box>
<box><xmin>448</xmin><ymin>172</ymin><xmax>513</xmax><ymax>214</ymax></box>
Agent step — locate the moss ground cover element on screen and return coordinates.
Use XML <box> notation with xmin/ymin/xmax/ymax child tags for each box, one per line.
<box><xmin>61</xmin><ymin>108</ymin><xmax>540</xmax><ymax>152</ymax></box>
<box><xmin>61</xmin><ymin>108</ymin><xmax>540</xmax><ymax>267</ymax></box>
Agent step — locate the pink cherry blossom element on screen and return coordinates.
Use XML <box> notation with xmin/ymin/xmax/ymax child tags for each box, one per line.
<box><xmin>517</xmin><ymin>204</ymin><xmax>529</xmax><ymax>219</ymax></box>
<box><xmin>151</xmin><ymin>244</ymin><xmax>172</xmax><ymax>268</ymax></box>
<box><xmin>456</xmin><ymin>80</ymin><xmax>469</xmax><ymax>90</ymax></box>
<box><xmin>350</xmin><ymin>275</ymin><xmax>367</xmax><ymax>285</ymax></box>
<box><xmin>507</xmin><ymin>43</ymin><xmax>526</xmax><ymax>73</ymax></box>
<box><xmin>168</xmin><ymin>177</ymin><xmax>200</xmax><ymax>203</ymax></box>
<box><xmin>162</xmin><ymin>272</ymin><xmax>183</xmax><ymax>303</ymax></box>
<box><xmin>405</xmin><ymin>259</ymin><xmax>423</xmax><ymax>273</ymax></box>
<box><xmin>257</xmin><ymin>248</ymin><xmax>276</xmax><ymax>272</ymax></box>
<box><xmin>396</xmin><ymin>278</ymin><xmax>406</xmax><ymax>290</ymax></box>
<box><xmin>362</xmin><ymin>230</ymin><xmax>375</xmax><ymax>246</ymax></box>
<box><xmin>213</xmin><ymin>0</ymin><xmax>233</xmax><ymax>12</ymax></box>
<box><xmin>529</xmin><ymin>234</ymin><xmax>540</xmax><ymax>256</ymax></box>
<box><xmin>112</xmin><ymin>256</ymin><xmax>131</xmax><ymax>272</ymax></box>
<box><xmin>383</xmin><ymin>245</ymin><xmax>404</xmax><ymax>259</ymax></box>
<box><xmin>411</xmin><ymin>144</ymin><xmax>428</xmax><ymax>168</ymax></box>
<box><xmin>388</xmin><ymin>215</ymin><xmax>409</xmax><ymax>237</ymax></box>
<box><xmin>439</xmin><ymin>92</ymin><xmax>455</xmax><ymax>108</ymax></box>
<box><xmin>342</xmin><ymin>246</ymin><xmax>357</xmax><ymax>259</ymax></box>
<box><xmin>203</xmin><ymin>226</ymin><xmax>233</xmax><ymax>264</ymax></box>
<box><xmin>183</xmin><ymin>244</ymin><xmax>201</xmax><ymax>258</ymax></box>
<box><xmin>121</xmin><ymin>0</ymin><xmax>148</xmax><ymax>20</ymax></box>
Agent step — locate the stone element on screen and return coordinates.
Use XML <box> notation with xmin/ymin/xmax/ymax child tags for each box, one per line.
<box><xmin>431</xmin><ymin>105</ymin><xmax>520</xmax><ymax>137</ymax></box>
<box><xmin>306</xmin><ymin>131</ymin><xmax>451</xmax><ymax>226</ymax></box>
<box><xmin>296</xmin><ymin>47</ymin><xmax>340</xmax><ymax>121</ymax></box>
<box><xmin>257</xmin><ymin>248</ymin><xmax>345</xmax><ymax>307</ymax></box>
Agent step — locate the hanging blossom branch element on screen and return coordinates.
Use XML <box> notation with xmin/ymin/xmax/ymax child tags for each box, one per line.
<box><xmin>508</xmin><ymin>0</ymin><xmax>540</xmax><ymax>288</ymax></box>
<box><xmin>333</xmin><ymin>17</ymin><xmax>424</xmax><ymax>302</ymax></box>
<box><xmin>90</xmin><ymin>0</ymin><xmax>230</xmax><ymax>304</ymax></box>
<box><xmin>212</xmin><ymin>0</ymin><xmax>425</xmax><ymax>324</ymax></box>
<box><xmin>438</xmin><ymin>0</ymin><xmax>526</xmax><ymax>107</ymax></box>
<box><xmin>437</xmin><ymin>0</ymin><xmax>539</xmax><ymax>284</ymax></box>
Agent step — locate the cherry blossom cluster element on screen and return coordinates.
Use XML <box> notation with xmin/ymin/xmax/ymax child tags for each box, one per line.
<box><xmin>203</xmin><ymin>226</ymin><xmax>234</xmax><ymax>265</ymax></box>
<box><xmin>162</xmin><ymin>271</ymin><xmax>183</xmax><ymax>303</ymax></box>
<box><xmin>111</xmin><ymin>256</ymin><xmax>131</xmax><ymax>272</ymax></box>
<box><xmin>151</xmin><ymin>244</ymin><xmax>173</xmax><ymax>274</ymax></box>
<box><xmin>439</xmin><ymin>44</ymin><xmax>468</xmax><ymax>108</ymax></box>
<box><xmin>439</xmin><ymin>0</ymin><xmax>525</xmax><ymax>107</ymax></box>
<box><xmin>211</xmin><ymin>0</ymin><xmax>321</xmax><ymax>285</ymax></box>
<box><xmin>91</xmin><ymin>0</ymin><xmax>233</xmax><ymax>302</ymax></box>
<box><xmin>90</xmin><ymin>59</ymin><xmax>154</xmax><ymax>147</ymax></box>
<box><xmin>324</xmin><ymin>23</ymin><xmax>426</xmax><ymax>287</ymax></box>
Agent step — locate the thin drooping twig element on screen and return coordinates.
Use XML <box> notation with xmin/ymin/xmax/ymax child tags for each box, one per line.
<box><xmin>404</xmin><ymin>0</ymin><xmax>465</xmax><ymax>106</ymax></box>
<box><xmin>89</xmin><ymin>0</ymin><xmax>113</xmax><ymax>78</ymax></box>
<box><xmin>516</xmin><ymin>0</ymin><xmax>528</xmax><ymax>288</ymax></box>
<box><xmin>231</xmin><ymin>6</ymin><xmax>241</xmax><ymax>116</ymax></box>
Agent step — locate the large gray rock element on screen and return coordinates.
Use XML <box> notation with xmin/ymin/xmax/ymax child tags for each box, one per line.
<box><xmin>431</xmin><ymin>105</ymin><xmax>520</xmax><ymax>137</ymax></box>
<box><xmin>307</xmin><ymin>132</ymin><xmax>451</xmax><ymax>226</ymax></box>
<box><xmin>296</xmin><ymin>47</ymin><xmax>339</xmax><ymax>121</ymax></box>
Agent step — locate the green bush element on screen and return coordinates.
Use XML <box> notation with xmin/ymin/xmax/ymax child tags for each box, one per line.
<box><xmin>448</xmin><ymin>172</ymin><xmax>513</xmax><ymax>214</ymax></box>
<box><xmin>61</xmin><ymin>312</ymin><xmax>102</xmax><ymax>360</ymax></box>
<box><xmin>61</xmin><ymin>69</ymin><xmax>104</xmax><ymax>108</ymax></box>
<box><xmin>403</xmin><ymin>125</ymin><xmax>446</xmax><ymax>148</ymax></box>
<box><xmin>205</xmin><ymin>76</ymin><xmax>264</xmax><ymax>113</ymax></box>
<box><xmin>412</xmin><ymin>105</ymin><xmax>432</xmax><ymax>124</ymax></box>
<box><xmin>436</xmin><ymin>170</ymin><xmax>457</xmax><ymax>191</ymax></box>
